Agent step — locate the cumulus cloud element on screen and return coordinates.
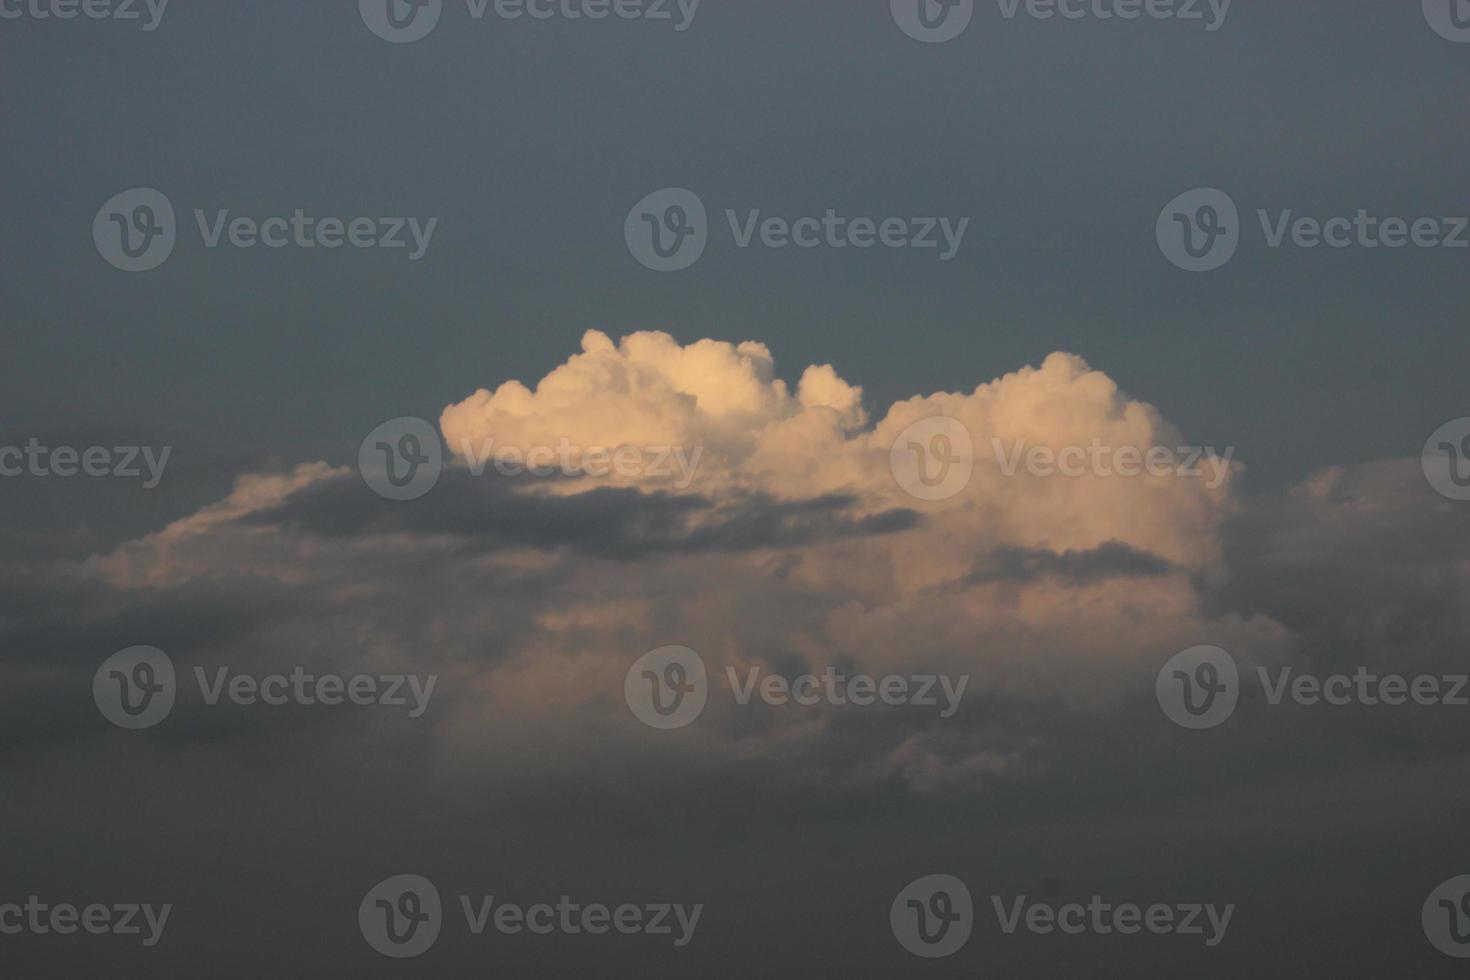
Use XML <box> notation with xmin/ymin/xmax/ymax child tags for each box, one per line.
<box><xmin>25</xmin><ymin>333</ymin><xmax>1470</xmax><ymax>843</ymax></box>
<box><xmin>5</xmin><ymin>332</ymin><xmax>1317</xmax><ymax>802</ymax></box>
<box><xmin>441</xmin><ymin>330</ymin><xmax>1237</xmax><ymax>565</ymax></box>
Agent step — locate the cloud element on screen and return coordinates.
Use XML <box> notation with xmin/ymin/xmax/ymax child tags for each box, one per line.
<box><xmin>958</xmin><ymin>541</ymin><xmax>1176</xmax><ymax>587</ymax></box>
<box><xmin>441</xmin><ymin>331</ymin><xmax>1239</xmax><ymax>572</ymax></box>
<box><xmin>2</xmin><ymin>334</ymin><xmax>1317</xmax><ymax>803</ymax></box>
<box><xmin>13</xmin><ymin>333</ymin><xmax>1463</xmax><ymax>829</ymax></box>
<box><xmin>244</xmin><ymin>470</ymin><xmax>920</xmax><ymax>560</ymax></box>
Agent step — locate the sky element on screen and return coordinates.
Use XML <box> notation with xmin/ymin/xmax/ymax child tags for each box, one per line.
<box><xmin>2</xmin><ymin>1</ymin><xmax>1470</xmax><ymax>977</ymax></box>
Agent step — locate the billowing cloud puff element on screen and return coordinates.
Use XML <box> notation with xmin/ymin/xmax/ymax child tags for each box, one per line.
<box><xmin>442</xmin><ymin>331</ymin><xmax>1235</xmax><ymax>565</ymax></box>
<box><xmin>439</xmin><ymin>330</ymin><xmax>867</xmax><ymax>492</ymax></box>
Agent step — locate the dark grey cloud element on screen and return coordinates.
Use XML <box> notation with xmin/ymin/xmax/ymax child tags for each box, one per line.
<box><xmin>245</xmin><ymin>468</ymin><xmax>922</xmax><ymax>559</ymax></box>
<box><xmin>958</xmin><ymin>540</ymin><xmax>1175</xmax><ymax>587</ymax></box>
